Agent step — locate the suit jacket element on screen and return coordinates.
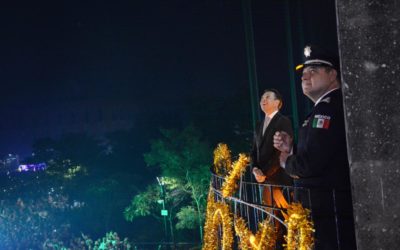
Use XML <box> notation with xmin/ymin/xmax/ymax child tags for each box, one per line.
<box><xmin>251</xmin><ymin>112</ymin><xmax>294</xmax><ymax>185</ymax></box>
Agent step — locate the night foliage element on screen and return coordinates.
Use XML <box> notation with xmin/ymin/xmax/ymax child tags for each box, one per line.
<box><xmin>125</xmin><ymin>126</ymin><xmax>212</xmax><ymax>240</ymax></box>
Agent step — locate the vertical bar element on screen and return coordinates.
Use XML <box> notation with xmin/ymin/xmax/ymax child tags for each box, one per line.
<box><xmin>239</xmin><ymin>174</ymin><xmax>243</xmax><ymax>200</ymax></box>
<box><xmin>269</xmin><ymin>185</ymin><xmax>273</xmax><ymax>208</ymax></box>
<box><xmin>242</xmin><ymin>0</ymin><xmax>260</xmax><ymax>131</ymax></box>
<box><xmin>253</xmin><ymin>182</ymin><xmax>260</xmax><ymax>231</ymax></box>
<box><xmin>284</xmin><ymin>0</ymin><xmax>299</xmax><ymax>141</ymax></box>
<box><xmin>295</xmin><ymin>0</ymin><xmax>311</xmax><ymax>116</ymax></box>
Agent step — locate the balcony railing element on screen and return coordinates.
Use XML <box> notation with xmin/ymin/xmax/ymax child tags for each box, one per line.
<box><xmin>207</xmin><ymin>170</ymin><xmax>351</xmax><ymax>249</ymax></box>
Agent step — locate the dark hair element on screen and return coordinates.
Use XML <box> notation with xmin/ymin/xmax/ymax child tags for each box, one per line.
<box><xmin>263</xmin><ymin>88</ymin><xmax>283</xmax><ymax>109</ymax></box>
<box><xmin>323</xmin><ymin>67</ymin><xmax>341</xmax><ymax>84</ymax></box>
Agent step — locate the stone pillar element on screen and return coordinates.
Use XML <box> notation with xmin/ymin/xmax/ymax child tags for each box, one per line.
<box><xmin>336</xmin><ymin>1</ymin><xmax>400</xmax><ymax>249</ymax></box>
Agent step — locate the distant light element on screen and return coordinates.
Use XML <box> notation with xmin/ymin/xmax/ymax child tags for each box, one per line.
<box><xmin>17</xmin><ymin>163</ymin><xmax>47</xmax><ymax>172</ymax></box>
<box><xmin>18</xmin><ymin>165</ymin><xmax>28</xmax><ymax>171</ymax></box>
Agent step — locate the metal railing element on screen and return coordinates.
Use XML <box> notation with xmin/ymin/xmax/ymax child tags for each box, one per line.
<box><xmin>210</xmin><ymin>173</ymin><xmax>299</xmax><ymax>232</ymax></box>
<box><xmin>209</xmin><ymin>171</ymin><xmax>354</xmax><ymax>249</ymax></box>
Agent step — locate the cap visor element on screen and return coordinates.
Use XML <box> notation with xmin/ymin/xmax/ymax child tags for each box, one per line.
<box><xmin>295</xmin><ymin>64</ymin><xmax>304</xmax><ymax>71</ymax></box>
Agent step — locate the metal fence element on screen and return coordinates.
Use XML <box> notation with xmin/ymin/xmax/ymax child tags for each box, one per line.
<box><xmin>209</xmin><ymin>171</ymin><xmax>354</xmax><ymax>249</ymax></box>
<box><xmin>211</xmin><ymin>173</ymin><xmax>297</xmax><ymax>233</ymax></box>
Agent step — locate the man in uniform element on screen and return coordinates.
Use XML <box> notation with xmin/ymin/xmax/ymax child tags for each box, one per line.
<box><xmin>273</xmin><ymin>45</ymin><xmax>356</xmax><ymax>250</ymax></box>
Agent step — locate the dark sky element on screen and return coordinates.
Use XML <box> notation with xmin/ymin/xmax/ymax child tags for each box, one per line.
<box><xmin>0</xmin><ymin>0</ymin><xmax>338</xmax><ymax>157</ymax></box>
<box><xmin>1</xmin><ymin>1</ymin><xmax>244</xmax><ymax>103</ymax></box>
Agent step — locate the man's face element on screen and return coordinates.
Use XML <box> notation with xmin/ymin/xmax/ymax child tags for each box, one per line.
<box><xmin>260</xmin><ymin>91</ymin><xmax>280</xmax><ymax>115</ymax></box>
<box><xmin>301</xmin><ymin>66</ymin><xmax>337</xmax><ymax>102</ymax></box>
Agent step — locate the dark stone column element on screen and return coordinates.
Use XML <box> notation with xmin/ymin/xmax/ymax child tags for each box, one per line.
<box><xmin>336</xmin><ymin>1</ymin><xmax>400</xmax><ymax>249</ymax></box>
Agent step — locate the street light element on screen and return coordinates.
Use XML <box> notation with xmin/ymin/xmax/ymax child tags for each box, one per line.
<box><xmin>156</xmin><ymin>177</ymin><xmax>168</xmax><ymax>244</ymax></box>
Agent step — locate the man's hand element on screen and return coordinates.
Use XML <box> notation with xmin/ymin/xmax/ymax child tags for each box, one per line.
<box><xmin>273</xmin><ymin>131</ymin><xmax>293</xmax><ymax>153</ymax></box>
<box><xmin>252</xmin><ymin>167</ymin><xmax>266</xmax><ymax>183</ymax></box>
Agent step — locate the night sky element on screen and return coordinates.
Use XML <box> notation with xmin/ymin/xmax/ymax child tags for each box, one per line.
<box><xmin>0</xmin><ymin>0</ymin><xmax>338</xmax><ymax>157</ymax></box>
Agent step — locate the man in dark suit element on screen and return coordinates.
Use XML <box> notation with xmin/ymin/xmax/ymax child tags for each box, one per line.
<box><xmin>251</xmin><ymin>89</ymin><xmax>293</xmax><ymax>188</ymax></box>
<box><xmin>273</xmin><ymin>45</ymin><xmax>356</xmax><ymax>250</ymax></box>
<box><xmin>249</xmin><ymin>89</ymin><xmax>293</xmax><ymax>248</ymax></box>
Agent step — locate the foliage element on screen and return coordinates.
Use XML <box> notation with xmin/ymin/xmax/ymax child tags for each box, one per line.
<box><xmin>124</xmin><ymin>184</ymin><xmax>160</xmax><ymax>221</ymax></box>
<box><xmin>43</xmin><ymin>231</ymin><xmax>132</xmax><ymax>250</ymax></box>
<box><xmin>175</xmin><ymin>206</ymin><xmax>198</xmax><ymax>230</ymax></box>
<box><xmin>144</xmin><ymin>127</ymin><xmax>208</xmax><ymax>169</ymax></box>
<box><xmin>144</xmin><ymin>126</ymin><xmax>211</xmax><ymax>205</ymax></box>
<box><xmin>124</xmin><ymin>177</ymin><xmax>188</xmax><ymax>220</ymax></box>
<box><xmin>29</xmin><ymin>134</ymin><xmax>103</xmax><ymax>186</ymax></box>
<box><xmin>125</xmin><ymin>126</ymin><xmax>212</xmax><ymax>240</ymax></box>
<box><xmin>28</xmin><ymin>131</ymin><xmax>144</xmax><ymax>240</ymax></box>
<box><xmin>86</xmin><ymin>178</ymin><xmax>120</xmax><ymax>197</ymax></box>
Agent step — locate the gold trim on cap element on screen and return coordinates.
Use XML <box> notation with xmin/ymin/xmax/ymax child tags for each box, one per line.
<box><xmin>295</xmin><ymin>64</ymin><xmax>304</xmax><ymax>71</ymax></box>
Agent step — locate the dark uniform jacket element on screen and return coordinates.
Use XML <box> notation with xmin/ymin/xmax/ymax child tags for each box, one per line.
<box><xmin>285</xmin><ymin>88</ymin><xmax>351</xmax><ymax>190</ymax></box>
<box><xmin>251</xmin><ymin>112</ymin><xmax>293</xmax><ymax>185</ymax></box>
<box><xmin>285</xmin><ymin>88</ymin><xmax>355</xmax><ymax>250</ymax></box>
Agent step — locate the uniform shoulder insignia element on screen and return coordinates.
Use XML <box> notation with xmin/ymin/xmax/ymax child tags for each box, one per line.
<box><xmin>320</xmin><ymin>97</ymin><xmax>331</xmax><ymax>104</ymax></box>
<box><xmin>302</xmin><ymin>119</ymin><xmax>309</xmax><ymax>127</ymax></box>
<box><xmin>312</xmin><ymin>114</ymin><xmax>331</xmax><ymax>129</ymax></box>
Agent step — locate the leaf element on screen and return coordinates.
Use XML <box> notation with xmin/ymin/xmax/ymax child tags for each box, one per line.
<box><xmin>175</xmin><ymin>206</ymin><xmax>198</xmax><ymax>230</ymax></box>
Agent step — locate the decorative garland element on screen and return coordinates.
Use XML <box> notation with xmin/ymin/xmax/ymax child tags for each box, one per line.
<box><xmin>234</xmin><ymin>217</ymin><xmax>252</xmax><ymax>250</ymax></box>
<box><xmin>204</xmin><ymin>144</ymin><xmax>315</xmax><ymax>250</ymax></box>
<box><xmin>284</xmin><ymin>203</ymin><xmax>314</xmax><ymax>250</ymax></box>
<box><xmin>203</xmin><ymin>191</ymin><xmax>216</xmax><ymax>250</ymax></box>
<box><xmin>234</xmin><ymin>217</ymin><xmax>276</xmax><ymax>250</ymax></box>
<box><xmin>250</xmin><ymin>220</ymin><xmax>277</xmax><ymax>250</ymax></box>
<box><xmin>212</xmin><ymin>202</ymin><xmax>234</xmax><ymax>250</ymax></box>
<box><xmin>221</xmin><ymin>154</ymin><xmax>249</xmax><ymax>198</ymax></box>
<box><xmin>203</xmin><ymin>192</ymin><xmax>234</xmax><ymax>250</ymax></box>
<box><xmin>213</xmin><ymin>143</ymin><xmax>232</xmax><ymax>175</ymax></box>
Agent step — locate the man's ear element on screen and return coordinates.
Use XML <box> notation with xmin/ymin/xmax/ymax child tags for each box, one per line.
<box><xmin>329</xmin><ymin>69</ymin><xmax>338</xmax><ymax>82</ymax></box>
<box><xmin>277</xmin><ymin>100</ymin><xmax>283</xmax><ymax>110</ymax></box>
<box><xmin>274</xmin><ymin>99</ymin><xmax>281</xmax><ymax>109</ymax></box>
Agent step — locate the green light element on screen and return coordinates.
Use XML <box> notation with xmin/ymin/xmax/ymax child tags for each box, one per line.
<box><xmin>161</xmin><ymin>210</ymin><xmax>168</xmax><ymax>216</ymax></box>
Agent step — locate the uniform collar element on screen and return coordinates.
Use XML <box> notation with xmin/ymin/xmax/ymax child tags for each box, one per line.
<box><xmin>314</xmin><ymin>88</ymin><xmax>340</xmax><ymax>106</ymax></box>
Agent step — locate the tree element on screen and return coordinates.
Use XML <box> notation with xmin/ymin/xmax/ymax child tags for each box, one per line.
<box><xmin>125</xmin><ymin>126</ymin><xmax>212</xmax><ymax>241</ymax></box>
<box><xmin>29</xmin><ymin>133</ymin><xmax>141</xmax><ymax>238</ymax></box>
<box><xmin>144</xmin><ymin>126</ymin><xmax>211</xmax><ymax>240</ymax></box>
<box><xmin>124</xmin><ymin>178</ymin><xmax>188</xmax><ymax>242</ymax></box>
<box><xmin>175</xmin><ymin>206</ymin><xmax>198</xmax><ymax>230</ymax></box>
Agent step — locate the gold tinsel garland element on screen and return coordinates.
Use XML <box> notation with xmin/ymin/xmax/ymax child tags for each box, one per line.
<box><xmin>235</xmin><ymin>217</ymin><xmax>277</xmax><ymax>250</ymax></box>
<box><xmin>213</xmin><ymin>143</ymin><xmax>232</xmax><ymax>175</ymax></box>
<box><xmin>203</xmin><ymin>191</ymin><xmax>216</xmax><ymax>250</ymax></box>
<box><xmin>203</xmin><ymin>192</ymin><xmax>234</xmax><ymax>250</ymax></box>
<box><xmin>284</xmin><ymin>203</ymin><xmax>314</xmax><ymax>250</ymax></box>
<box><xmin>234</xmin><ymin>217</ymin><xmax>252</xmax><ymax>250</ymax></box>
<box><xmin>206</xmin><ymin>144</ymin><xmax>315</xmax><ymax>250</ymax></box>
<box><xmin>221</xmin><ymin>154</ymin><xmax>250</xmax><ymax>198</ymax></box>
